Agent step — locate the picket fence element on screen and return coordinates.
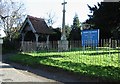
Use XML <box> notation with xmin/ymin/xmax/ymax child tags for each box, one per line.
<box><xmin>21</xmin><ymin>39</ymin><xmax>120</xmax><ymax>52</ymax></box>
<box><xmin>19</xmin><ymin>39</ymin><xmax>120</xmax><ymax>80</ymax></box>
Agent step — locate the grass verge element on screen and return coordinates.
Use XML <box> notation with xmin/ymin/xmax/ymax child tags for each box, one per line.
<box><xmin>9</xmin><ymin>50</ymin><xmax>120</xmax><ymax>81</ymax></box>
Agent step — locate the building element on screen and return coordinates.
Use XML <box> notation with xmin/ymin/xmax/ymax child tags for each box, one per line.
<box><xmin>20</xmin><ymin>15</ymin><xmax>54</xmax><ymax>51</ymax></box>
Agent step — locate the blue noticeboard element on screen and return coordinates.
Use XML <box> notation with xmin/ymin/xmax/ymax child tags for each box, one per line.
<box><xmin>81</xmin><ymin>29</ymin><xmax>99</xmax><ymax>47</ymax></box>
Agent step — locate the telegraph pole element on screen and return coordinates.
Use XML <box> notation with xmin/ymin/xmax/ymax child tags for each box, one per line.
<box><xmin>61</xmin><ymin>0</ymin><xmax>67</xmax><ymax>40</ymax></box>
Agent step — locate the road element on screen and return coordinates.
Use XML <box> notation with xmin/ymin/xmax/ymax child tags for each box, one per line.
<box><xmin>0</xmin><ymin>61</ymin><xmax>58</xmax><ymax>82</ymax></box>
<box><xmin>1</xmin><ymin>53</ymin><xmax>80</xmax><ymax>83</ymax></box>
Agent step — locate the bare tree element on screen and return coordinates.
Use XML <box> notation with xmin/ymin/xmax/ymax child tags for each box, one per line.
<box><xmin>45</xmin><ymin>11</ymin><xmax>57</xmax><ymax>27</ymax></box>
<box><xmin>0</xmin><ymin>0</ymin><xmax>26</xmax><ymax>41</ymax></box>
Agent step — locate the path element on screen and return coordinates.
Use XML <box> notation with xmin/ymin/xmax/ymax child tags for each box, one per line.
<box><xmin>1</xmin><ymin>53</ymin><xmax>61</xmax><ymax>83</ymax></box>
<box><xmin>0</xmin><ymin>62</ymin><xmax>58</xmax><ymax>82</ymax></box>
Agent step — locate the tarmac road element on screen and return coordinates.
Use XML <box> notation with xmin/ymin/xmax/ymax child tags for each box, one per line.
<box><xmin>0</xmin><ymin>61</ymin><xmax>58</xmax><ymax>82</ymax></box>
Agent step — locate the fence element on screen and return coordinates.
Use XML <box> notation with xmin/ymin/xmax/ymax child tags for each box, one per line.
<box><xmin>21</xmin><ymin>39</ymin><xmax>120</xmax><ymax>52</ymax></box>
<box><xmin>21</xmin><ymin>41</ymin><xmax>82</xmax><ymax>52</ymax></box>
<box><xmin>15</xmin><ymin>39</ymin><xmax>120</xmax><ymax>80</ymax></box>
<box><xmin>20</xmin><ymin>39</ymin><xmax>120</xmax><ymax>65</ymax></box>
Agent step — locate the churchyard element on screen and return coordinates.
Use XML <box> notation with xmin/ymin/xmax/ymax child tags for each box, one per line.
<box><xmin>7</xmin><ymin>28</ymin><xmax>120</xmax><ymax>81</ymax></box>
<box><xmin>1</xmin><ymin>0</ymin><xmax>120</xmax><ymax>82</ymax></box>
<box><xmin>9</xmin><ymin>43</ymin><xmax>120</xmax><ymax>81</ymax></box>
<box><xmin>4</xmin><ymin>20</ymin><xmax>120</xmax><ymax>81</ymax></box>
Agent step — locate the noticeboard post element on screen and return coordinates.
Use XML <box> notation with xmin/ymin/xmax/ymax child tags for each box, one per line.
<box><xmin>0</xmin><ymin>28</ymin><xmax>6</xmax><ymax>63</ymax></box>
<box><xmin>81</xmin><ymin>29</ymin><xmax>99</xmax><ymax>52</ymax></box>
<box><xmin>0</xmin><ymin>29</ymin><xmax>6</xmax><ymax>39</ymax></box>
<box><xmin>0</xmin><ymin>39</ymin><xmax>3</xmax><ymax>44</ymax></box>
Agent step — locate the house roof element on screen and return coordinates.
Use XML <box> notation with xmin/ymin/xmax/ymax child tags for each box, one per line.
<box><xmin>20</xmin><ymin>15</ymin><xmax>54</xmax><ymax>35</ymax></box>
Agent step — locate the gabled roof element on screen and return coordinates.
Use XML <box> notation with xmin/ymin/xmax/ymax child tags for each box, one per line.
<box><xmin>20</xmin><ymin>15</ymin><xmax>53</xmax><ymax>34</ymax></box>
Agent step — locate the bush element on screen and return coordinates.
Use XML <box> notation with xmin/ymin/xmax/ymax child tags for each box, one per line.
<box><xmin>2</xmin><ymin>39</ymin><xmax>21</xmax><ymax>54</ymax></box>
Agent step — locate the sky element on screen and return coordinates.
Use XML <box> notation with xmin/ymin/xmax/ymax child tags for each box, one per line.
<box><xmin>22</xmin><ymin>0</ymin><xmax>104</xmax><ymax>28</ymax></box>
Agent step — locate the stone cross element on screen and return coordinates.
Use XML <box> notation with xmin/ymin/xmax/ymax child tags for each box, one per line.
<box><xmin>61</xmin><ymin>0</ymin><xmax>67</xmax><ymax>40</ymax></box>
<box><xmin>58</xmin><ymin>0</ymin><xmax>68</xmax><ymax>51</ymax></box>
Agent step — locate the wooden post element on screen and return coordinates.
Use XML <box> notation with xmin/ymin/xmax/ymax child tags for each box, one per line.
<box><xmin>0</xmin><ymin>28</ymin><xmax>6</xmax><ymax>65</ymax></box>
<box><xmin>46</xmin><ymin>35</ymin><xmax>49</xmax><ymax>50</ymax></box>
<box><xmin>35</xmin><ymin>34</ymin><xmax>39</xmax><ymax>50</ymax></box>
<box><xmin>21</xmin><ymin>33</ymin><xmax>25</xmax><ymax>50</ymax></box>
<box><xmin>0</xmin><ymin>39</ymin><xmax>2</xmax><ymax>63</ymax></box>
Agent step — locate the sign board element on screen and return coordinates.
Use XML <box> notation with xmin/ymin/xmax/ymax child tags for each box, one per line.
<box><xmin>0</xmin><ymin>29</ymin><xmax>6</xmax><ymax>38</ymax></box>
<box><xmin>81</xmin><ymin>29</ymin><xmax>99</xmax><ymax>47</ymax></box>
<box><xmin>0</xmin><ymin>39</ymin><xmax>3</xmax><ymax>44</ymax></box>
<box><xmin>0</xmin><ymin>29</ymin><xmax>6</xmax><ymax>44</ymax></box>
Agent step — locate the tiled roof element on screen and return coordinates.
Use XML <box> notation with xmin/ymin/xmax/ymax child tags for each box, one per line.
<box><xmin>27</xmin><ymin>15</ymin><xmax>53</xmax><ymax>34</ymax></box>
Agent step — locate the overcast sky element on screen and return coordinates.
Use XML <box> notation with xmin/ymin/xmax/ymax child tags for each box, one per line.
<box><xmin>104</xmin><ymin>0</ymin><xmax>120</xmax><ymax>2</ymax></box>
<box><xmin>22</xmin><ymin>0</ymin><xmax>104</xmax><ymax>28</ymax></box>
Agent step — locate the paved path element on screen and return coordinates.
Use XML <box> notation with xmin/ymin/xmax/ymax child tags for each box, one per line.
<box><xmin>0</xmin><ymin>61</ymin><xmax>58</xmax><ymax>82</ymax></box>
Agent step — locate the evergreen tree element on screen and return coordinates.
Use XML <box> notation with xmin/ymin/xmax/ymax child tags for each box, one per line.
<box><xmin>86</xmin><ymin>2</ymin><xmax>120</xmax><ymax>39</ymax></box>
<box><xmin>72</xmin><ymin>14</ymin><xmax>80</xmax><ymax>29</ymax></box>
<box><xmin>65</xmin><ymin>25</ymin><xmax>71</xmax><ymax>40</ymax></box>
<box><xmin>69</xmin><ymin>14</ymin><xmax>81</xmax><ymax>40</ymax></box>
<box><xmin>49</xmin><ymin>28</ymin><xmax>61</xmax><ymax>41</ymax></box>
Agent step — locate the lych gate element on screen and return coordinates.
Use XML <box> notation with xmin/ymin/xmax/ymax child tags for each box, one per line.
<box><xmin>20</xmin><ymin>15</ymin><xmax>53</xmax><ymax>51</ymax></box>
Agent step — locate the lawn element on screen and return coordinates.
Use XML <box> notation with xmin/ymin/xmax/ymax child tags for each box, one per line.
<box><xmin>9</xmin><ymin>48</ymin><xmax>120</xmax><ymax>80</ymax></box>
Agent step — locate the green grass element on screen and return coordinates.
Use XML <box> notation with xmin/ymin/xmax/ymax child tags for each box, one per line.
<box><xmin>9</xmin><ymin>49</ymin><xmax>120</xmax><ymax>80</ymax></box>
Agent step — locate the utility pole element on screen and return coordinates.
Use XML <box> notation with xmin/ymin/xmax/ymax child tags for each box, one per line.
<box><xmin>61</xmin><ymin>0</ymin><xmax>67</xmax><ymax>40</ymax></box>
